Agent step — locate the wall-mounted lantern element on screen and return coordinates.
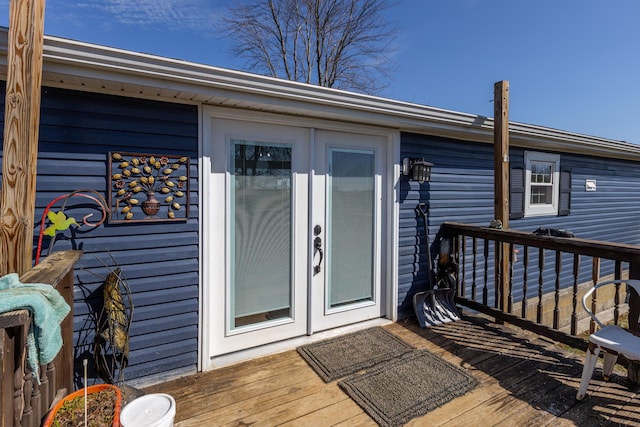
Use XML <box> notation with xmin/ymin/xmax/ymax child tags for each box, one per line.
<box><xmin>402</xmin><ymin>158</ymin><xmax>433</xmax><ymax>183</ymax></box>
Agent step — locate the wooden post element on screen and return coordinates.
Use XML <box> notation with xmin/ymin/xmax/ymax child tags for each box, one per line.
<box><xmin>20</xmin><ymin>250</ymin><xmax>81</xmax><ymax>398</ymax></box>
<box><xmin>629</xmin><ymin>256</ymin><xmax>640</xmax><ymax>334</ymax></box>
<box><xmin>627</xmin><ymin>256</ymin><xmax>640</xmax><ymax>384</ymax></box>
<box><xmin>0</xmin><ymin>0</ymin><xmax>46</xmax><ymax>276</ymax></box>
<box><xmin>494</xmin><ymin>80</ymin><xmax>510</xmax><ymax>311</ymax></box>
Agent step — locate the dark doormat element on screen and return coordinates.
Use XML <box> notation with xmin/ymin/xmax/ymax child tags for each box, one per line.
<box><xmin>297</xmin><ymin>327</ymin><xmax>414</xmax><ymax>382</ymax></box>
<box><xmin>338</xmin><ymin>349</ymin><xmax>479</xmax><ymax>427</ymax></box>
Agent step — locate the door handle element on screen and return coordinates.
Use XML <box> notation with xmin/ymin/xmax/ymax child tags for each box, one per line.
<box><xmin>313</xmin><ymin>236</ymin><xmax>324</xmax><ymax>275</ymax></box>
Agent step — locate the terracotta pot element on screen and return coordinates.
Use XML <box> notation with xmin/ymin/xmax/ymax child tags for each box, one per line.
<box><xmin>42</xmin><ymin>384</ymin><xmax>123</xmax><ymax>427</ymax></box>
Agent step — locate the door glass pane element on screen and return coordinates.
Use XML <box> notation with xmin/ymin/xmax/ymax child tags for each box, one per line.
<box><xmin>230</xmin><ymin>140</ymin><xmax>292</xmax><ymax>328</ymax></box>
<box><xmin>328</xmin><ymin>148</ymin><xmax>374</xmax><ymax>308</ymax></box>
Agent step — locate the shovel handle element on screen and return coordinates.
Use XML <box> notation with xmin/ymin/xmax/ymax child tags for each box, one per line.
<box><xmin>415</xmin><ymin>202</ymin><xmax>429</xmax><ymax>218</ymax></box>
<box><xmin>415</xmin><ymin>202</ymin><xmax>435</xmax><ymax>284</ymax></box>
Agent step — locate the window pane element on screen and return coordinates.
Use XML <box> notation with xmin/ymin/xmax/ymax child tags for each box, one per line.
<box><xmin>531</xmin><ymin>162</ymin><xmax>553</xmax><ymax>184</ymax></box>
<box><xmin>530</xmin><ymin>185</ymin><xmax>553</xmax><ymax>205</ymax></box>
<box><xmin>231</xmin><ymin>141</ymin><xmax>292</xmax><ymax>328</ymax></box>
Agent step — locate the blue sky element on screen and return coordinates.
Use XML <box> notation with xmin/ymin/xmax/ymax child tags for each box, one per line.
<box><xmin>0</xmin><ymin>0</ymin><xmax>639</xmax><ymax>144</ymax></box>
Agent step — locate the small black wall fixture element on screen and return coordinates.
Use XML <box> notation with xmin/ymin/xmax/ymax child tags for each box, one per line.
<box><xmin>402</xmin><ymin>158</ymin><xmax>433</xmax><ymax>183</ymax></box>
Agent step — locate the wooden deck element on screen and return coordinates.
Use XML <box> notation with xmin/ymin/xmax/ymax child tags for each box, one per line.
<box><xmin>143</xmin><ymin>314</ymin><xmax>640</xmax><ymax>426</ymax></box>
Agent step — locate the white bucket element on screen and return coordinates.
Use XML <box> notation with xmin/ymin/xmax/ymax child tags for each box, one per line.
<box><xmin>120</xmin><ymin>393</ymin><xmax>176</xmax><ymax>427</ymax></box>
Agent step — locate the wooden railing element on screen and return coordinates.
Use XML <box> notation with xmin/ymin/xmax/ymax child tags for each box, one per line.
<box><xmin>0</xmin><ymin>250</ymin><xmax>81</xmax><ymax>427</ymax></box>
<box><xmin>440</xmin><ymin>222</ymin><xmax>640</xmax><ymax>351</ymax></box>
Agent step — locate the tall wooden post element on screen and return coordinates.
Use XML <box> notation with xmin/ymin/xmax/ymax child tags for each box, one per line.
<box><xmin>627</xmin><ymin>256</ymin><xmax>640</xmax><ymax>383</ymax></box>
<box><xmin>0</xmin><ymin>0</ymin><xmax>46</xmax><ymax>276</ymax></box>
<box><xmin>494</xmin><ymin>80</ymin><xmax>510</xmax><ymax>311</ymax></box>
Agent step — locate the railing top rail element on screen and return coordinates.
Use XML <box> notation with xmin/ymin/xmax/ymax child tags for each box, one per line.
<box><xmin>19</xmin><ymin>250</ymin><xmax>82</xmax><ymax>288</ymax></box>
<box><xmin>441</xmin><ymin>222</ymin><xmax>640</xmax><ymax>262</ymax></box>
<box><xmin>0</xmin><ymin>309</ymin><xmax>30</xmax><ymax>329</ymax></box>
<box><xmin>1</xmin><ymin>250</ymin><xmax>81</xmax><ymax>327</ymax></box>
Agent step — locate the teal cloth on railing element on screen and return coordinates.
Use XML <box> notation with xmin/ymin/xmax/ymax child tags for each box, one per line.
<box><xmin>0</xmin><ymin>273</ymin><xmax>71</xmax><ymax>384</ymax></box>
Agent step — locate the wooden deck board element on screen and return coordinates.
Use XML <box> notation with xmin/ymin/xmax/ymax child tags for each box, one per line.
<box><xmin>240</xmin><ymin>387</ymin><xmax>352</xmax><ymax>427</ymax></box>
<box><xmin>332</xmin><ymin>413</ymin><xmax>378</xmax><ymax>426</ymax></box>
<box><xmin>277</xmin><ymin>399</ymin><xmax>371</xmax><ymax>427</ymax></box>
<box><xmin>143</xmin><ymin>314</ymin><xmax>640</xmax><ymax>426</ymax></box>
<box><xmin>551</xmin><ymin>376</ymin><xmax>640</xmax><ymax>426</ymax></box>
<box><xmin>178</xmin><ymin>369</ymin><xmax>321</xmax><ymax>423</ymax></box>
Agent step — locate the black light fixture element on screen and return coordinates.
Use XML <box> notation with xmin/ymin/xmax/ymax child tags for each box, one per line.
<box><xmin>402</xmin><ymin>158</ymin><xmax>433</xmax><ymax>183</ymax></box>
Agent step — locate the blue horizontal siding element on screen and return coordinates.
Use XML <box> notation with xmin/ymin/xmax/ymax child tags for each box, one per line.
<box><xmin>1</xmin><ymin>85</ymin><xmax>199</xmax><ymax>386</ymax></box>
<box><xmin>399</xmin><ymin>132</ymin><xmax>640</xmax><ymax>319</ymax></box>
<box><xmin>398</xmin><ymin>134</ymin><xmax>496</xmax><ymax>318</ymax></box>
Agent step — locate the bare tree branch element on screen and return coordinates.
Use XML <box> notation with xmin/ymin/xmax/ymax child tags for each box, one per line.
<box><xmin>221</xmin><ymin>0</ymin><xmax>399</xmax><ymax>95</ymax></box>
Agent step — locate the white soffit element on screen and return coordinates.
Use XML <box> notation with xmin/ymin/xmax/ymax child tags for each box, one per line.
<box><xmin>0</xmin><ymin>28</ymin><xmax>639</xmax><ymax>160</ymax></box>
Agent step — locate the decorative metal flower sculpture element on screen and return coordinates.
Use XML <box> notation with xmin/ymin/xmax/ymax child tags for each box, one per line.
<box><xmin>109</xmin><ymin>152</ymin><xmax>190</xmax><ymax>222</ymax></box>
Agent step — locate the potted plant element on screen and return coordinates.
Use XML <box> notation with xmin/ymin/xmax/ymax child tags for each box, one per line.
<box><xmin>42</xmin><ymin>383</ymin><xmax>123</xmax><ymax>427</ymax></box>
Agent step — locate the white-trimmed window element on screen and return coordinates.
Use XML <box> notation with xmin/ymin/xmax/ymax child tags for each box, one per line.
<box><xmin>524</xmin><ymin>151</ymin><xmax>560</xmax><ymax>216</ymax></box>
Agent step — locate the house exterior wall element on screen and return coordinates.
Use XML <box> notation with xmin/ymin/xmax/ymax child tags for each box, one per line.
<box><xmin>1</xmin><ymin>85</ymin><xmax>200</xmax><ymax>386</ymax></box>
<box><xmin>398</xmin><ymin>132</ymin><xmax>640</xmax><ymax>319</ymax></box>
<box><xmin>1</xmin><ymin>67</ymin><xmax>639</xmax><ymax>385</ymax></box>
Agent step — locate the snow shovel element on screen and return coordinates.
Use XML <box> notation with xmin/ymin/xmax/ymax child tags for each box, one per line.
<box><xmin>412</xmin><ymin>203</ymin><xmax>460</xmax><ymax>327</ymax></box>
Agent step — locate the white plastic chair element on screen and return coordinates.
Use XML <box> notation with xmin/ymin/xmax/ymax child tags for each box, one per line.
<box><xmin>576</xmin><ymin>279</ymin><xmax>640</xmax><ymax>400</ymax></box>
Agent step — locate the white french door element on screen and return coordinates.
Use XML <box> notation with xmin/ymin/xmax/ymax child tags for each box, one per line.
<box><xmin>310</xmin><ymin>130</ymin><xmax>387</xmax><ymax>333</ymax></box>
<box><xmin>207</xmin><ymin>117</ymin><xmax>309</xmax><ymax>355</ymax></box>
<box><xmin>204</xmin><ymin>113</ymin><xmax>389</xmax><ymax>360</ymax></box>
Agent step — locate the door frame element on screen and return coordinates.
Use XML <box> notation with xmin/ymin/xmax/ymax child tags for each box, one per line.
<box><xmin>199</xmin><ymin>106</ymin><xmax>401</xmax><ymax>370</ymax></box>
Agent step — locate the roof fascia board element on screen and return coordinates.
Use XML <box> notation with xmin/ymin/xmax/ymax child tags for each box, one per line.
<box><xmin>40</xmin><ymin>35</ymin><xmax>484</xmax><ymax>127</ymax></box>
